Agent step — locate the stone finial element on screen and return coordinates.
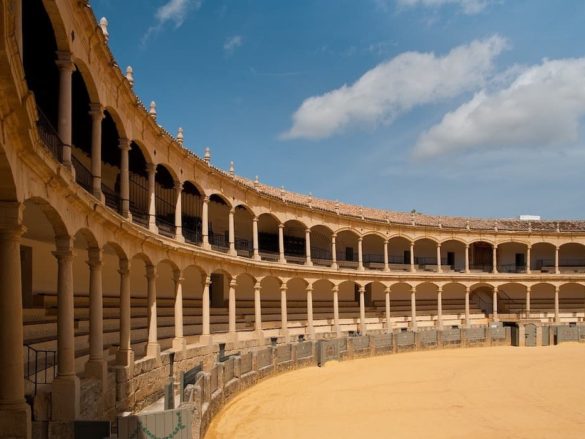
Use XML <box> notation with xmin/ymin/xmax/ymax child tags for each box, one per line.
<box><xmin>308</xmin><ymin>192</ymin><xmax>313</xmax><ymax>207</ymax></box>
<box><xmin>335</xmin><ymin>200</ymin><xmax>340</xmax><ymax>215</ymax></box>
<box><xmin>438</xmin><ymin>222</ymin><xmax>442</xmax><ymax>229</ymax></box>
<box><xmin>466</xmin><ymin>220</ymin><xmax>470</xmax><ymax>230</ymax></box>
<box><xmin>528</xmin><ymin>221</ymin><xmax>532</xmax><ymax>232</ymax></box>
<box><xmin>204</xmin><ymin>147</ymin><xmax>211</xmax><ymax>164</ymax></box>
<box><xmin>556</xmin><ymin>222</ymin><xmax>560</xmax><ymax>232</ymax></box>
<box><xmin>280</xmin><ymin>186</ymin><xmax>286</xmax><ymax>199</ymax></box>
<box><xmin>126</xmin><ymin>66</ymin><xmax>134</xmax><ymax>86</ymax></box>
<box><xmin>99</xmin><ymin>17</ymin><xmax>109</xmax><ymax>41</ymax></box>
<box><xmin>176</xmin><ymin>127</ymin><xmax>184</xmax><ymax>145</ymax></box>
<box><xmin>149</xmin><ymin>101</ymin><xmax>157</xmax><ymax>119</ymax></box>
<box><xmin>254</xmin><ymin>175</ymin><xmax>260</xmax><ymax>188</ymax></box>
<box><xmin>359</xmin><ymin>207</ymin><xmax>364</xmax><ymax>220</ymax></box>
<box><xmin>385</xmin><ymin>213</ymin><xmax>390</xmax><ymax>224</ymax></box>
<box><xmin>229</xmin><ymin>161</ymin><xmax>235</xmax><ymax>177</ymax></box>
<box><xmin>494</xmin><ymin>220</ymin><xmax>498</xmax><ymax>232</ymax></box>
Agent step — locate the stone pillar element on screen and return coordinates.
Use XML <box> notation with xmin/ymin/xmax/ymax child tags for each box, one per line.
<box><xmin>228</xmin><ymin>208</ymin><xmax>236</xmax><ymax>255</ymax></box>
<box><xmin>410</xmin><ymin>286</ymin><xmax>417</xmax><ymax>330</ymax></box>
<box><xmin>465</xmin><ymin>286</ymin><xmax>471</xmax><ymax>327</ymax></box>
<box><xmin>383</xmin><ymin>239</ymin><xmax>389</xmax><ymax>272</ymax></box>
<box><xmin>555</xmin><ymin>246</ymin><xmax>560</xmax><ymax>274</ymax></box>
<box><xmin>14</xmin><ymin>0</ymin><xmax>23</xmax><ymax>55</ymax></box>
<box><xmin>228</xmin><ymin>279</ymin><xmax>237</xmax><ymax>340</ymax></box>
<box><xmin>436</xmin><ymin>243</ymin><xmax>442</xmax><ymax>273</ymax></box>
<box><xmin>89</xmin><ymin>103</ymin><xmax>104</xmax><ymax>199</ymax></box>
<box><xmin>145</xmin><ymin>264</ymin><xmax>160</xmax><ymax>358</ymax></box>
<box><xmin>331</xmin><ymin>234</ymin><xmax>338</xmax><ymax>269</ymax></box>
<box><xmin>280</xmin><ymin>284</ymin><xmax>288</xmax><ymax>338</ymax></box>
<box><xmin>410</xmin><ymin>242</ymin><xmax>415</xmax><ymax>272</ymax></box>
<box><xmin>436</xmin><ymin>286</ymin><xmax>443</xmax><ymax>329</ymax></box>
<box><xmin>278</xmin><ymin>224</ymin><xmax>285</xmax><ymax>263</ymax></box>
<box><xmin>175</xmin><ymin>183</ymin><xmax>184</xmax><ymax>242</ymax></box>
<box><xmin>465</xmin><ymin>244</ymin><xmax>470</xmax><ymax>273</ymax></box>
<box><xmin>52</xmin><ymin>236</ymin><xmax>80</xmax><ymax>420</ymax></box>
<box><xmin>526</xmin><ymin>245</ymin><xmax>532</xmax><ymax>274</ymax></box>
<box><xmin>357</xmin><ymin>237</ymin><xmax>364</xmax><ymax>270</ymax></box>
<box><xmin>202</xmin><ymin>196</ymin><xmax>210</xmax><ymax>249</ymax></box>
<box><xmin>172</xmin><ymin>271</ymin><xmax>186</xmax><ymax>351</ymax></box>
<box><xmin>385</xmin><ymin>285</ymin><xmax>391</xmax><ymax>333</ymax></box>
<box><xmin>492</xmin><ymin>244</ymin><xmax>498</xmax><ymax>274</ymax></box>
<box><xmin>116</xmin><ymin>259</ymin><xmax>134</xmax><ymax>366</ymax></box>
<box><xmin>305</xmin><ymin>228</ymin><xmax>312</xmax><ymax>266</ymax></box>
<box><xmin>252</xmin><ymin>217</ymin><xmax>260</xmax><ymax>260</ymax></box>
<box><xmin>56</xmin><ymin>51</ymin><xmax>74</xmax><ymax>167</ymax></box>
<box><xmin>492</xmin><ymin>286</ymin><xmax>499</xmax><ymax>322</ymax></box>
<box><xmin>0</xmin><ymin>204</ymin><xmax>31</xmax><ymax>438</ymax></box>
<box><xmin>201</xmin><ymin>276</ymin><xmax>211</xmax><ymax>342</ymax></box>
<box><xmin>554</xmin><ymin>285</ymin><xmax>560</xmax><ymax>323</ymax></box>
<box><xmin>306</xmin><ymin>285</ymin><xmax>314</xmax><ymax>339</ymax></box>
<box><xmin>147</xmin><ymin>163</ymin><xmax>158</xmax><ymax>232</ymax></box>
<box><xmin>119</xmin><ymin>138</ymin><xmax>131</xmax><ymax>218</ymax></box>
<box><xmin>332</xmin><ymin>285</ymin><xmax>341</xmax><ymax>337</ymax></box>
<box><xmin>85</xmin><ymin>247</ymin><xmax>106</xmax><ymax>381</ymax></box>
<box><xmin>525</xmin><ymin>285</ymin><xmax>531</xmax><ymax>318</ymax></box>
<box><xmin>358</xmin><ymin>285</ymin><xmax>366</xmax><ymax>335</ymax></box>
<box><xmin>254</xmin><ymin>282</ymin><xmax>263</xmax><ymax>337</ymax></box>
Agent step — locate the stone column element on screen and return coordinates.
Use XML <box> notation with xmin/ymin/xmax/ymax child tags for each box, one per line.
<box><xmin>175</xmin><ymin>183</ymin><xmax>184</xmax><ymax>242</ymax></box>
<box><xmin>277</xmin><ymin>224</ymin><xmax>285</xmax><ymax>263</ymax></box>
<box><xmin>436</xmin><ymin>286</ymin><xmax>443</xmax><ymax>329</ymax></box>
<box><xmin>554</xmin><ymin>285</ymin><xmax>560</xmax><ymax>323</ymax></box>
<box><xmin>0</xmin><ymin>205</ymin><xmax>31</xmax><ymax>437</ymax></box>
<box><xmin>436</xmin><ymin>243</ymin><xmax>442</xmax><ymax>273</ymax></box>
<box><xmin>525</xmin><ymin>285</ymin><xmax>531</xmax><ymax>318</ymax></box>
<box><xmin>202</xmin><ymin>196</ymin><xmax>210</xmax><ymax>248</ymax></box>
<box><xmin>147</xmin><ymin>163</ymin><xmax>158</xmax><ymax>232</ymax></box>
<box><xmin>492</xmin><ymin>286</ymin><xmax>499</xmax><ymax>322</ymax></box>
<box><xmin>526</xmin><ymin>245</ymin><xmax>532</xmax><ymax>274</ymax></box>
<box><xmin>201</xmin><ymin>276</ymin><xmax>211</xmax><ymax>343</ymax></box>
<box><xmin>331</xmin><ymin>234</ymin><xmax>338</xmax><ymax>269</ymax></box>
<box><xmin>119</xmin><ymin>138</ymin><xmax>131</xmax><ymax>218</ymax></box>
<box><xmin>56</xmin><ymin>51</ymin><xmax>74</xmax><ymax>167</ymax></box>
<box><xmin>332</xmin><ymin>285</ymin><xmax>341</xmax><ymax>337</ymax></box>
<box><xmin>465</xmin><ymin>244</ymin><xmax>470</xmax><ymax>273</ymax></box>
<box><xmin>385</xmin><ymin>285</ymin><xmax>391</xmax><ymax>333</ymax></box>
<box><xmin>252</xmin><ymin>217</ymin><xmax>260</xmax><ymax>260</ymax></box>
<box><xmin>306</xmin><ymin>285</ymin><xmax>314</xmax><ymax>339</ymax></box>
<box><xmin>358</xmin><ymin>285</ymin><xmax>367</xmax><ymax>335</ymax></box>
<box><xmin>228</xmin><ymin>208</ymin><xmax>236</xmax><ymax>255</ymax></box>
<box><xmin>280</xmin><ymin>284</ymin><xmax>288</xmax><ymax>338</ymax></box>
<box><xmin>410</xmin><ymin>286</ymin><xmax>417</xmax><ymax>330</ymax></box>
<box><xmin>254</xmin><ymin>282</ymin><xmax>264</xmax><ymax>338</ymax></box>
<box><xmin>116</xmin><ymin>258</ymin><xmax>134</xmax><ymax>366</ymax></box>
<box><xmin>357</xmin><ymin>237</ymin><xmax>364</xmax><ymax>270</ymax></box>
<box><xmin>555</xmin><ymin>246</ymin><xmax>560</xmax><ymax>274</ymax></box>
<box><xmin>172</xmin><ymin>271</ymin><xmax>186</xmax><ymax>351</ymax></box>
<box><xmin>305</xmin><ymin>228</ymin><xmax>312</xmax><ymax>266</ymax></box>
<box><xmin>89</xmin><ymin>103</ymin><xmax>104</xmax><ymax>199</ymax></box>
<box><xmin>14</xmin><ymin>0</ymin><xmax>23</xmax><ymax>55</ymax></box>
<box><xmin>145</xmin><ymin>264</ymin><xmax>160</xmax><ymax>358</ymax></box>
<box><xmin>52</xmin><ymin>236</ymin><xmax>80</xmax><ymax>420</ymax></box>
<box><xmin>465</xmin><ymin>286</ymin><xmax>471</xmax><ymax>327</ymax></box>
<box><xmin>383</xmin><ymin>239</ymin><xmax>389</xmax><ymax>272</ymax></box>
<box><xmin>410</xmin><ymin>242</ymin><xmax>415</xmax><ymax>272</ymax></box>
<box><xmin>228</xmin><ymin>279</ymin><xmax>237</xmax><ymax>340</ymax></box>
<box><xmin>85</xmin><ymin>247</ymin><xmax>106</xmax><ymax>382</ymax></box>
<box><xmin>492</xmin><ymin>244</ymin><xmax>498</xmax><ymax>274</ymax></box>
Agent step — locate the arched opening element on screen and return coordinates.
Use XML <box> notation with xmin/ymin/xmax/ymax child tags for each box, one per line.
<box><xmin>442</xmin><ymin>283</ymin><xmax>471</xmax><ymax>325</ymax></box>
<box><xmin>415</xmin><ymin>282</ymin><xmax>439</xmax><ymax>328</ymax></box>
<box><xmin>385</xmin><ymin>236</ymin><xmax>410</xmax><ymax>271</ymax></box>
<box><xmin>128</xmin><ymin>143</ymin><xmax>150</xmax><ymax>227</ymax></box>
<box><xmin>208</xmin><ymin>195</ymin><xmax>230</xmax><ymax>252</ymax></box>
<box><xmin>497</xmin><ymin>242</ymin><xmax>528</xmax><ymax>273</ymax></box>
<box><xmin>154</xmin><ymin>165</ymin><xmax>177</xmax><ymax>237</ymax></box>
<box><xmin>559</xmin><ymin>283</ymin><xmax>585</xmax><ymax>322</ymax></box>
<box><xmin>413</xmin><ymin>238</ymin><xmax>439</xmax><ymax>272</ymax></box>
<box><xmin>182</xmin><ymin>265</ymin><xmax>205</xmax><ymax>338</ymax></box>
<box><xmin>181</xmin><ymin>182</ymin><xmax>203</xmax><ymax>244</ymax></box>
<box><xmin>257</xmin><ymin>213</ymin><xmax>280</xmax><ymax>261</ymax></box>
<box><xmin>531</xmin><ymin>242</ymin><xmax>556</xmax><ymax>272</ymax></box>
<box><xmin>558</xmin><ymin>243</ymin><xmax>585</xmax><ymax>273</ymax></box>
<box><xmin>440</xmin><ymin>240</ymin><xmax>466</xmax><ymax>272</ymax></box>
<box><xmin>497</xmin><ymin>283</ymin><xmax>528</xmax><ymax>315</ymax></box>
<box><xmin>362</xmin><ymin>234</ymin><xmax>385</xmax><ymax>270</ymax></box>
<box><xmin>530</xmin><ymin>283</ymin><xmax>556</xmax><ymax>320</ymax></box>
<box><xmin>336</xmin><ymin>230</ymin><xmax>359</xmax><ymax>269</ymax></box>
<box><xmin>337</xmin><ymin>280</ymin><xmax>360</xmax><ymax>334</ymax></box>
<box><xmin>469</xmin><ymin>241</ymin><xmax>494</xmax><ymax>273</ymax></box>
<box><xmin>210</xmin><ymin>270</ymin><xmax>231</xmax><ymax>334</ymax></box>
<box><xmin>312</xmin><ymin>279</ymin><xmax>334</xmax><ymax>335</ymax></box>
<box><xmin>69</xmin><ymin>70</ymin><xmax>93</xmax><ymax>192</ymax></box>
<box><xmin>155</xmin><ymin>260</ymin><xmax>178</xmax><ymax>351</ymax></box>
<box><xmin>310</xmin><ymin>225</ymin><xmax>332</xmax><ymax>267</ymax></box>
<box><xmin>234</xmin><ymin>205</ymin><xmax>253</xmax><ymax>257</ymax></box>
<box><xmin>469</xmin><ymin>283</ymin><xmax>495</xmax><ymax>316</ymax></box>
<box><xmin>100</xmin><ymin>111</ymin><xmax>123</xmax><ymax>212</ymax></box>
<box><xmin>129</xmin><ymin>254</ymin><xmax>150</xmax><ymax>359</ymax></box>
<box><xmin>284</xmin><ymin>220</ymin><xmax>307</xmax><ymax>265</ymax></box>
<box><xmin>256</xmin><ymin>276</ymin><xmax>280</xmax><ymax>335</ymax></box>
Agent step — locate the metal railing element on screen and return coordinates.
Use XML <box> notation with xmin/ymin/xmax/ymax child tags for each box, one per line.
<box><xmin>156</xmin><ymin>216</ymin><xmax>176</xmax><ymax>238</ymax></box>
<box><xmin>209</xmin><ymin>234</ymin><xmax>228</xmax><ymax>252</ymax></box>
<box><xmin>102</xmin><ymin>183</ymin><xmax>120</xmax><ymax>212</ymax></box>
<box><xmin>498</xmin><ymin>264</ymin><xmax>527</xmax><ymax>274</ymax></box>
<box><xmin>71</xmin><ymin>154</ymin><xmax>93</xmax><ymax>193</ymax></box>
<box><xmin>24</xmin><ymin>345</ymin><xmax>57</xmax><ymax>396</ymax></box>
<box><xmin>36</xmin><ymin>108</ymin><xmax>63</xmax><ymax>163</ymax></box>
<box><xmin>184</xmin><ymin>228</ymin><xmax>202</xmax><ymax>245</ymax></box>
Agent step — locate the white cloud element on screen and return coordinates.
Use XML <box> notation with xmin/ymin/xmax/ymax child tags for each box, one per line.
<box><xmin>396</xmin><ymin>0</ymin><xmax>492</xmax><ymax>15</ymax></box>
<box><xmin>224</xmin><ymin>35</ymin><xmax>243</xmax><ymax>54</ymax></box>
<box><xmin>281</xmin><ymin>35</ymin><xmax>506</xmax><ymax>140</ymax></box>
<box><xmin>142</xmin><ymin>0</ymin><xmax>202</xmax><ymax>45</ymax></box>
<box><xmin>413</xmin><ymin>58</ymin><xmax>585</xmax><ymax>158</ymax></box>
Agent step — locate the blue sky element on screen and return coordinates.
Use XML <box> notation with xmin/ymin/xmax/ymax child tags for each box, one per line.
<box><xmin>91</xmin><ymin>0</ymin><xmax>585</xmax><ymax>220</ymax></box>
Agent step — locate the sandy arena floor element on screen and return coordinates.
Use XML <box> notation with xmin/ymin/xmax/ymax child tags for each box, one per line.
<box><xmin>205</xmin><ymin>344</ymin><xmax>585</xmax><ymax>439</ymax></box>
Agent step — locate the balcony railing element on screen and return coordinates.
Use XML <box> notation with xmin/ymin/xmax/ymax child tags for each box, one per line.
<box><xmin>71</xmin><ymin>154</ymin><xmax>92</xmax><ymax>193</ymax></box>
<box><xmin>36</xmin><ymin>108</ymin><xmax>63</xmax><ymax>163</ymax></box>
<box><xmin>156</xmin><ymin>216</ymin><xmax>176</xmax><ymax>238</ymax></box>
<box><xmin>24</xmin><ymin>344</ymin><xmax>57</xmax><ymax>396</ymax></box>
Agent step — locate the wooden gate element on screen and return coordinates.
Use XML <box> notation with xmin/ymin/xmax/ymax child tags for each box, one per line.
<box><xmin>525</xmin><ymin>323</ymin><xmax>537</xmax><ymax>347</ymax></box>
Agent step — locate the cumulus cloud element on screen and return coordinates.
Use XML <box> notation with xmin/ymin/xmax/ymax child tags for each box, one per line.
<box><xmin>281</xmin><ymin>35</ymin><xmax>507</xmax><ymax>140</ymax></box>
<box><xmin>396</xmin><ymin>0</ymin><xmax>492</xmax><ymax>15</ymax></box>
<box><xmin>413</xmin><ymin>58</ymin><xmax>585</xmax><ymax>158</ymax></box>
<box><xmin>224</xmin><ymin>35</ymin><xmax>243</xmax><ymax>54</ymax></box>
<box><xmin>142</xmin><ymin>0</ymin><xmax>202</xmax><ymax>44</ymax></box>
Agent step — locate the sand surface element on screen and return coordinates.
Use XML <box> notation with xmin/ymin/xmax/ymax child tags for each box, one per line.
<box><xmin>205</xmin><ymin>345</ymin><xmax>585</xmax><ymax>439</ymax></box>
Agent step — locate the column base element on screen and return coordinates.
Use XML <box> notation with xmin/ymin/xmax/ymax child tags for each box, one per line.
<box><xmin>305</xmin><ymin>260</ymin><xmax>313</xmax><ymax>267</ymax></box>
<box><xmin>84</xmin><ymin>358</ymin><xmax>108</xmax><ymax>384</ymax></box>
<box><xmin>175</xmin><ymin>234</ymin><xmax>185</xmax><ymax>243</ymax></box>
<box><xmin>253</xmin><ymin>253</ymin><xmax>261</xmax><ymax>261</ymax></box>
<box><xmin>199</xmin><ymin>334</ymin><xmax>213</xmax><ymax>345</ymax></box>
<box><xmin>383</xmin><ymin>266</ymin><xmax>390</xmax><ymax>272</ymax></box>
<box><xmin>228</xmin><ymin>249</ymin><xmax>237</xmax><ymax>257</ymax></box>
<box><xmin>145</xmin><ymin>342</ymin><xmax>161</xmax><ymax>359</ymax></box>
<box><xmin>116</xmin><ymin>348</ymin><xmax>134</xmax><ymax>367</ymax></box>
<box><xmin>148</xmin><ymin>222</ymin><xmax>159</xmax><ymax>234</ymax></box>
<box><xmin>202</xmin><ymin>242</ymin><xmax>211</xmax><ymax>250</ymax></box>
<box><xmin>358</xmin><ymin>265</ymin><xmax>364</xmax><ymax>271</ymax></box>
<box><xmin>51</xmin><ymin>375</ymin><xmax>80</xmax><ymax>421</ymax></box>
<box><xmin>172</xmin><ymin>337</ymin><xmax>186</xmax><ymax>351</ymax></box>
<box><xmin>0</xmin><ymin>402</ymin><xmax>31</xmax><ymax>439</ymax></box>
<box><xmin>331</xmin><ymin>263</ymin><xmax>338</xmax><ymax>269</ymax></box>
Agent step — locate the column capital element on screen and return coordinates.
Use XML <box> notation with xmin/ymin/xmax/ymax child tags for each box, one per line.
<box><xmin>173</xmin><ymin>270</ymin><xmax>184</xmax><ymax>284</ymax></box>
<box><xmin>332</xmin><ymin>233</ymin><xmax>337</xmax><ymax>239</ymax></box>
<box><xmin>118</xmin><ymin>138</ymin><xmax>131</xmax><ymax>150</ymax></box>
<box><xmin>118</xmin><ymin>258</ymin><xmax>130</xmax><ymax>275</ymax></box>
<box><xmin>252</xmin><ymin>216</ymin><xmax>259</xmax><ymax>223</ymax></box>
<box><xmin>437</xmin><ymin>285</ymin><xmax>443</xmax><ymax>293</ymax></box>
<box><xmin>146</xmin><ymin>162</ymin><xmax>157</xmax><ymax>174</ymax></box>
<box><xmin>358</xmin><ymin>285</ymin><xmax>365</xmax><ymax>293</ymax></box>
<box><xmin>229</xmin><ymin>279</ymin><xmax>237</xmax><ymax>288</ymax></box>
<box><xmin>358</xmin><ymin>236</ymin><xmax>363</xmax><ymax>242</ymax></box>
<box><xmin>254</xmin><ymin>282</ymin><xmax>262</xmax><ymax>290</ymax></box>
<box><xmin>203</xmin><ymin>195</ymin><xmax>210</xmax><ymax>203</ymax></box>
<box><xmin>332</xmin><ymin>285</ymin><xmax>339</xmax><ymax>293</ymax></box>
<box><xmin>204</xmin><ymin>275</ymin><xmax>212</xmax><ymax>286</ymax></box>
<box><xmin>278</xmin><ymin>223</ymin><xmax>285</xmax><ymax>230</ymax></box>
<box><xmin>174</xmin><ymin>181</ymin><xmax>183</xmax><ymax>192</ymax></box>
<box><xmin>88</xmin><ymin>103</ymin><xmax>104</xmax><ymax>119</ymax></box>
<box><xmin>436</xmin><ymin>242</ymin><xmax>441</xmax><ymax>248</ymax></box>
<box><xmin>280</xmin><ymin>284</ymin><xmax>288</xmax><ymax>291</ymax></box>
<box><xmin>55</xmin><ymin>51</ymin><xmax>75</xmax><ymax>71</ymax></box>
<box><xmin>86</xmin><ymin>247</ymin><xmax>102</xmax><ymax>268</ymax></box>
<box><xmin>410</xmin><ymin>285</ymin><xmax>417</xmax><ymax>293</ymax></box>
<box><xmin>145</xmin><ymin>264</ymin><xmax>157</xmax><ymax>281</ymax></box>
<box><xmin>305</xmin><ymin>228</ymin><xmax>311</xmax><ymax>234</ymax></box>
<box><xmin>526</xmin><ymin>285</ymin><xmax>531</xmax><ymax>293</ymax></box>
<box><xmin>229</xmin><ymin>207</ymin><xmax>236</xmax><ymax>215</ymax></box>
<box><xmin>384</xmin><ymin>238</ymin><xmax>389</xmax><ymax>244</ymax></box>
<box><xmin>384</xmin><ymin>285</ymin><xmax>391</xmax><ymax>293</ymax></box>
<box><xmin>306</xmin><ymin>286</ymin><xmax>313</xmax><ymax>293</ymax></box>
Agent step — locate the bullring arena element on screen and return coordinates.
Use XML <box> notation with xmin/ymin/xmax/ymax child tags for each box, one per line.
<box><xmin>0</xmin><ymin>1</ymin><xmax>584</xmax><ymax>438</ymax></box>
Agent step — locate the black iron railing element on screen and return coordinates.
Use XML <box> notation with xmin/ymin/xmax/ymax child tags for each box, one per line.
<box><xmin>24</xmin><ymin>345</ymin><xmax>57</xmax><ymax>396</ymax></box>
<box><xmin>102</xmin><ymin>183</ymin><xmax>121</xmax><ymax>212</ymax></box>
<box><xmin>183</xmin><ymin>228</ymin><xmax>202</xmax><ymax>245</ymax></box>
<box><xmin>210</xmin><ymin>234</ymin><xmax>228</xmax><ymax>252</ymax></box>
<box><xmin>469</xmin><ymin>264</ymin><xmax>493</xmax><ymax>272</ymax></box>
<box><xmin>156</xmin><ymin>216</ymin><xmax>176</xmax><ymax>238</ymax></box>
<box><xmin>536</xmin><ymin>258</ymin><xmax>585</xmax><ymax>269</ymax></box>
<box><xmin>129</xmin><ymin>172</ymin><xmax>149</xmax><ymax>225</ymax></box>
<box><xmin>498</xmin><ymin>264</ymin><xmax>527</xmax><ymax>273</ymax></box>
<box><xmin>71</xmin><ymin>154</ymin><xmax>93</xmax><ymax>193</ymax></box>
<box><xmin>36</xmin><ymin>108</ymin><xmax>63</xmax><ymax>163</ymax></box>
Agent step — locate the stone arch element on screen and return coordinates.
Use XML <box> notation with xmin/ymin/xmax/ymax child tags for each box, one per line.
<box><xmin>310</xmin><ymin>225</ymin><xmax>333</xmax><ymax>266</ymax></box>
<box><xmin>387</xmin><ymin>236</ymin><xmax>412</xmax><ymax>270</ymax></box>
<box><xmin>233</xmin><ymin>204</ymin><xmax>254</xmax><ymax>257</ymax></box>
<box><xmin>283</xmin><ymin>220</ymin><xmax>307</xmax><ymax>263</ymax></box>
<box><xmin>439</xmin><ymin>239</ymin><xmax>466</xmax><ymax>272</ymax></box>
<box><xmin>362</xmin><ymin>233</ymin><xmax>385</xmax><ymax>270</ymax></box>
